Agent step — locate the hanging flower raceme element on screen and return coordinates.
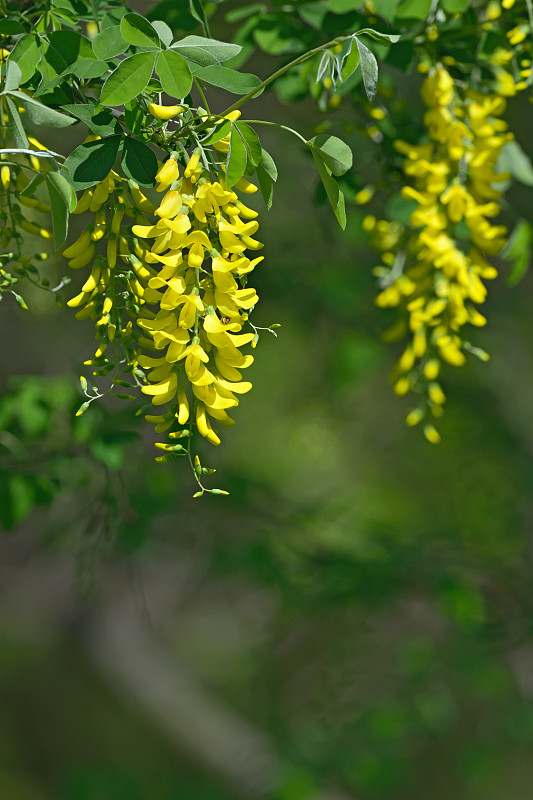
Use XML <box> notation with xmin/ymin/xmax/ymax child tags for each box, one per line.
<box><xmin>480</xmin><ymin>0</ymin><xmax>532</xmax><ymax>97</ymax></box>
<box><xmin>62</xmin><ymin>166</ymin><xmax>157</xmax><ymax>383</ymax></box>
<box><xmin>370</xmin><ymin>65</ymin><xmax>512</xmax><ymax>443</ymax></box>
<box><xmin>0</xmin><ymin>123</ymin><xmax>53</xmax><ymax>305</ymax></box>
<box><xmin>133</xmin><ymin>153</ymin><xmax>263</xmax><ymax>458</ymax></box>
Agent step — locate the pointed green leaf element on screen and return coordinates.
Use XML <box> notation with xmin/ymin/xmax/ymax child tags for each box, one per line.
<box><xmin>100</xmin><ymin>51</ymin><xmax>157</xmax><ymax>106</ymax></box>
<box><xmin>64</xmin><ymin>134</ymin><xmax>122</xmax><ymax>189</ymax></box>
<box><xmin>341</xmin><ymin>38</ymin><xmax>360</xmax><ymax>82</ymax></box>
<box><xmin>92</xmin><ymin>25</ymin><xmax>128</xmax><ymax>60</ymax></box>
<box><xmin>121</xmin><ymin>136</ymin><xmax>158</xmax><ymax>186</ymax></box>
<box><xmin>171</xmin><ymin>35</ymin><xmax>242</xmax><ymax>66</ymax></box>
<box><xmin>311</xmin><ymin>147</ymin><xmax>346</xmax><ymax>229</ymax></box>
<box><xmin>45</xmin><ymin>172</ymin><xmax>76</xmax><ymax>248</ymax></box>
<box><xmin>156</xmin><ymin>49</ymin><xmax>193</xmax><ymax>98</ymax></box>
<box><xmin>61</xmin><ymin>104</ymin><xmax>120</xmax><ymax>137</ymax></box>
<box><xmin>0</xmin><ymin>19</ymin><xmax>25</xmax><ymax>35</ymax></box>
<box><xmin>151</xmin><ymin>20</ymin><xmax>174</xmax><ymax>47</ymax></box>
<box><xmin>307</xmin><ymin>134</ymin><xmax>353</xmax><ymax>176</ymax></box>
<box><xmin>20</xmin><ymin>173</ymin><xmax>45</xmax><ymax>197</ymax></box>
<box><xmin>235</xmin><ymin>121</ymin><xmax>262</xmax><ymax>167</ymax></box>
<box><xmin>39</xmin><ymin>30</ymin><xmax>95</xmax><ymax>83</ymax></box>
<box><xmin>189</xmin><ymin>0</ymin><xmax>212</xmax><ymax>37</ymax></box>
<box><xmin>192</xmin><ymin>64</ymin><xmax>261</xmax><ymax>95</ymax></box>
<box><xmin>225</xmin><ymin>128</ymin><xmax>247</xmax><ymax>189</ymax></box>
<box><xmin>259</xmin><ymin>149</ymin><xmax>278</xmax><ymax>181</ymax></box>
<box><xmin>257</xmin><ymin>150</ymin><xmax>277</xmax><ymax>209</ymax></box>
<box><xmin>120</xmin><ymin>13</ymin><xmax>160</xmax><ymax>48</ymax></box>
<box><xmin>357</xmin><ymin>27</ymin><xmax>401</xmax><ymax>43</ymax></box>
<box><xmin>5</xmin><ymin>60</ymin><xmax>22</xmax><ymax>92</ymax></box>
<box><xmin>7</xmin><ymin>35</ymin><xmax>40</xmax><ymax>85</ymax></box>
<box><xmin>201</xmin><ymin>119</ymin><xmax>232</xmax><ymax>146</ymax></box>
<box><xmin>7</xmin><ymin>91</ymin><xmax>75</xmax><ymax>128</ymax></box>
<box><xmin>356</xmin><ymin>38</ymin><xmax>378</xmax><ymax>102</ymax></box>
<box><xmin>71</xmin><ymin>58</ymin><xmax>109</xmax><ymax>81</ymax></box>
<box><xmin>46</xmin><ymin>171</ymin><xmax>77</xmax><ymax>212</ymax></box>
<box><xmin>4</xmin><ymin>96</ymin><xmax>30</xmax><ymax>150</ymax></box>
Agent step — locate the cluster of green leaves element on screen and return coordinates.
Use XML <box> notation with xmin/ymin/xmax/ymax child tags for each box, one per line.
<box><xmin>1</xmin><ymin>0</ymin><xmax>398</xmax><ymax>247</ymax></box>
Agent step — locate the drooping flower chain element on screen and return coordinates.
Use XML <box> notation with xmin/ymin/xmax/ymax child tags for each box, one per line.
<box><xmin>368</xmin><ymin>66</ymin><xmax>512</xmax><ymax>442</ymax></box>
<box><xmin>62</xmin><ymin>167</ymin><xmax>156</xmax><ymax>393</ymax></box>
<box><xmin>134</xmin><ymin>153</ymin><xmax>263</xmax><ymax>458</ymax></box>
<box><xmin>0</xmin><ymin>115</ymin><xmax>52</xmax><ymax>305</ymax></box>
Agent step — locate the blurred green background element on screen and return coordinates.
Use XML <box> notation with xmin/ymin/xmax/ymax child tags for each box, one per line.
<box><xmin>2</xmin><ymin>1</ymin><xmax>533</xmax><ymax>799</ymax></box>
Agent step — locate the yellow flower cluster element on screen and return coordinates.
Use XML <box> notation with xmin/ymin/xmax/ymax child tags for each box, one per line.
<box><xmin>134</xmin><ymin>153</ymin><xmax>263</xmax><ymax>452</ymax></box>
<box><xmin>370</xmin><ymin>66</ymin><xmax>512</xmax><ymax>442</ymax></box>
<box><xmin>482</xmin><ymin>0</ymin><xmax>532</xmax><ymax>97</ymax></box>
<box><xmin>63</xmin><ymin>170</ymin><xmax>155</xmax><ymax>371</ymax></box>
<box><xmin>0</xmin><ymin>127</ymin><xmax>52</xmax><ymax>301</ymax></box>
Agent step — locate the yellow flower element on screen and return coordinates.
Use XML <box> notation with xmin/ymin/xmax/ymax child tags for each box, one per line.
<box><xmin>371</xmin><ymin>66</ymin><xmax>509</xmax><ymax>441</ymax></box>
<box><xmin>156</xmin><ymin>158</ymin><xmax>180</xmax><ymax>191</ymax></box>
<box><xmin>148</xmin><ymin>103</ymin><xmax>184</xmax><ymax>120</ymax></box>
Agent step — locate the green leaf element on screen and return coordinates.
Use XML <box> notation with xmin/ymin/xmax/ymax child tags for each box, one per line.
<box><xmin>201</xmin><ymin>119</ymin><xmax>232</xmax><ymax>145</ymax></box>
<box><xmin>7</xmin><ymin>90</ymin><xmax>76</xmax><ymax>128</ymax></box>
<box><xmin>497</xmin><ymin>140</ymin><xmax>533</xmax><ymax>187</ymax></box>
<box><xmin>7</xmin><ymin>35</ymin><xmax>40</xmax><ymax>85</ymax></box>
<box><xmin>259</xmin><ymin>148</ymin><xmax>278</xmax><ymax>182</ymax></box>
<box><xmin>0</xmin><ymin>19</ymin><xmax>25</xmax><ymax>35</ymax></box>
<box><xmin>256</xmin><ymin>149</ymin><xmax>277</xmax><ymax>209</ymax></box>
<box><xmin>341</xmin><ymin>39</ymin><xmax>360</xmax><ymax>82</ymax></box>
<box><xmin>39</xmin><ymin>30</ymin><xmax>95</xmax><ymax>83</ymax></box>
<box><xmin>151</xmin><ymin>19</ymin><xmax>174</xmax><ymax>47</ymax></box>
<box><xmin>47</xmin><ymin>170</ymin><xmax>77</xmax><ymax>212</ymax></box>
<box><xmin>171</xmin><ymin>35</ymin><xmax>242</xmax><ymax>66</ymax></box>
<box><xmin>61</xmin><ymin>104</ymin><xmax>120</xmax><ymax>136</ymax></box>
<box><xmin>369</xmin><ymin>0</ymin><xmax>401</xmax><ymax>21</ymax></box>
<box><xmin>100</xmin><ymin>51</ymin><xmax>157</xmax><ymax>106</ymax></box>
<box><xmin>45</xmin><ymin>172</ymin><xmax>76</xmax><ymax>248</ymax></box>
<box><xmin>120</xmin><ymin>13</ymin><xmax>160</xmax><ymax>48</ymax></box>
<box><xmin>226</xmin><ymin>128</ymin><xmax>248</xmax><ymax>189</ymax></box>
<box><xmin>308</xmin><ymin>134</ymin><xmax>353</xmax><ymax>176</ymax></box>
<box><xmin>5</xmin><ymin>60</ymin><xmax>22</xmax><ymax>92</ymax></box>
<box><xmin>64</xmin><ymin>134</ymin><xmax>122</xmax><ymax>190</ymax></box>
<box><xmin>357</xmin><ymin>27</ymin><xmax>401</xmax><ymax>44</ymax></box>
<box><xmin>37</xmin><ymin>56</ymin><xmax>108</xmax><ymax>95</ymax></box>
<box><xmin>356</xmin><ymin>38</ymin><xmax>378</xmax><ymax>102</ymax></box>
<box><xmin>442</xmin><ymin>0</ymin><xmax>470</xmax><ymax>11</ymax></box>
<box><xmin>504</xmin><ymin>220</ymin><xmax>533</xmax><ymax>287</ymax></box>
<box><xmin>124</xmin><ymin>100</ymin><xmax>144</xmax><ymax>135</ymax></box>
<box><xmin>311</xmin><ymin>147</ymin><xmax>346</xmax><ymax>229</ymax></box>
<box><xmin>71</xmin><ymin>58</ymin><xmax>109</xmax><ymax>80</ymax></box>
<box><xmin>235</xmin><ymin>121</ymin><xmax>262</xmax><ymax>167</ymax></box>
<box><xmin>121</xmin><ymin>136</ymin><xmax>158</xmax><ymax>186</ymax></box>
<box><xmin>20</xmin><ymin>173</ymin><xmax>45</xmax><ymax>198</ymax></box>
<box><xmin>192</xmin><ymin>64</ymin><xmax>261</xmax><ymax>95</ymax></box>
<box><xmin>298</xmin><ymin>1</ymin><xmax>330</xmax><ymax>29</ymax></box>
<box><xmin>92</xmin><ymin>24</ymin><xmax>128</xmax><ymax>60</ymax></box>
<box><xmin>156</xmin><ymin>49</ymin><xmax>193</xmax><ymax>98</ymax></box>
<box><xmin>396</xmin><ymin>0</ymin><xmax>432</xmax><ymax>19</ymax></box>
<box><xmin>189</xmin><ymin>0</ymin><xmax>212</xmax><ymax>37</ymax></box>
<box><xmin>4</xmin><ymin>96</ymin><xmax>29</xmax><ymax>150</ymax></box>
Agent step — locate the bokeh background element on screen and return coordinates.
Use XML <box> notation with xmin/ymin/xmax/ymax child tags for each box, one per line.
<box><xmin>2</xmin><ymin>1</ymin><xmax>533</xmax><ymax>798</ymax></box>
